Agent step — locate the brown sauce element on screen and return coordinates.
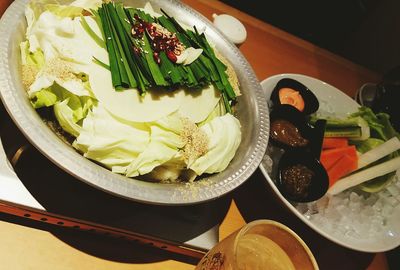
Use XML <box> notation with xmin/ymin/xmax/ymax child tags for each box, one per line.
<box><xmin>281</xmin><ymin>164</ymin><xmax>314</xmax><ymax>199</ymax></box>
<box><xmin>270</xmin><ymin>119</ymin><xmax>308</xmax><ymax>147</ymax></box>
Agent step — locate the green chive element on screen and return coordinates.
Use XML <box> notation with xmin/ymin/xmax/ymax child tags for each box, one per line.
<box><xmin>140</xmin><ymin>30</ymin><xmax>168</xmax><ymax>86</ymax></box>
<box><xmin>92</xmin><ymin>56</ymin><xmax>110</xmax><ymax>70</ymax></box>
<box><xmin>159</xmin><ymin>51</ymin><xmax>182</xmax><ymax>85</ymax></box>
<box><xmin>80</xmin><ymin>15</ymin><xmax>106</xmax><ymax>49</ymax></box>
<box><xmin>98</xmin><ymin>7</ymin><xmax>122</xmax><ymax>89</ymax></box>
<box><xmin>104</xmin><ymin>4</ymin><xmax>132</xmax><ymax>88</ymax></box>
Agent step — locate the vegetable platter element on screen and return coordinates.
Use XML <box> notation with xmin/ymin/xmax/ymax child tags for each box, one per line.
<box><xmin>260</xmin><ymin>74</ymin><xmax>400</xmax><ymax>252</ymax></box>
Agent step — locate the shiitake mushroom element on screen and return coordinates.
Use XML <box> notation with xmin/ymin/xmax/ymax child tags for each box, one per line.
<box><xmin>271</xmin><ymin>78</ymin><xmax>319</xmax><ymax>115</ymax></box>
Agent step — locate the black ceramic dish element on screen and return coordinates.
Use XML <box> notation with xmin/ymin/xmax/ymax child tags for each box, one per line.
<box><xmin>271</xmin><ymin>78</ymin><xmax>319</xmax><ymax>115</ymax></box>
<box><xmin>277</xmin><ymin>149</ymin><xmax>329</xmax><ymax>203</ymax></box>
<box><xmin>310</xmin><ymin>119</ymin><xmax>327</xmax><ymax>159</ymax></box>
<box><xmin>269</xmin><ymin>80</ymin><xmax>328</xmax><ymax>202</ymax></box>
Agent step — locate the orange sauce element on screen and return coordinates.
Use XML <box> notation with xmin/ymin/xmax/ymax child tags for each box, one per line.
<box><xmin>278</xmin><ymin>88</ymin><xmax>305</xmax><ymax>112</ymax></box>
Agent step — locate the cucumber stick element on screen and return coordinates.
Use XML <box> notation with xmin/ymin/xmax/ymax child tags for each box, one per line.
<box><xmin>311</xmin><ymin>116</ymin><xmax>370</xmax><ymax>140</ymax></box>
<box><xmin>324</xmin><ymin>127</ymin><xmax>361</xmax><ymax>138</ymax></box>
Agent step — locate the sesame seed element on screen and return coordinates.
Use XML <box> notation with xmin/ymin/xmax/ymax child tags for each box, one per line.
<box><xmin>180</xmin><ymin>117</ymin><xmax>208</xmax><ymax>165</ymax></box>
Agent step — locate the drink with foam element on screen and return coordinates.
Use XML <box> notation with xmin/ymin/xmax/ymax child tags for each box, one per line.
<box><xmin>196</xmin><ymin>220</ymin><xmax>318</xmax><ymax>270</ymax></box>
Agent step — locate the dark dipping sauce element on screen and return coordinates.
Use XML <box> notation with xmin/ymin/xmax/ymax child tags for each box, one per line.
<box><xmin>270</xmin><ymin>119</ymin><xmax>308</xmax><ymax>147</ymax></box>
<box><xmin>281</xmin><ymin>164</ymin><xmax>314</xmax><ymax>200</ymax></box>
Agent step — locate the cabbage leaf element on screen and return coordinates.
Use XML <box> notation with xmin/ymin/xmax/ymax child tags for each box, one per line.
<box><xmin>20</xmin><ymin>41</ymin><xmax>45</xmax><ymax>68</ymax></box>
<box><xmin>54</xmin><ymin>99</ymin><xmax>82</xmax><ymax>137</ymax></box>
<box><xmin>125</xmin><ymin>119</ymin><xmax>185</xmax><ymax>177</ymax></box>
<box><xmin>189</xmin><ymin>114</ymin><xmax>241</xmax><ymax>175</ymax></box>
<box><xmin>73</xmin><ymin>105</ymin><xmax>150</xmax><ymax>170</ymax></box>
<box><xmin>31</xmin><ymin>82</ymin><xmax>95</xmax><ymax>137</ymax></box>
<box><xmin>44</xmin><ymin>4</ymin><xmax>83</xmax><ymax>17</ymax></box>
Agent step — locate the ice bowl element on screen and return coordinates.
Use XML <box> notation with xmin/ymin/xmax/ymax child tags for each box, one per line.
<box><xmin>260</xmin><ymin>73</ymin><xmax>400</xmax><ymax>252</ymax></box>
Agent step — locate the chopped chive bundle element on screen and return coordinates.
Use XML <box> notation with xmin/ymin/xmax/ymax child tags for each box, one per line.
<box><xmin>92</xmin><ymin>2</ymin><xmax>236</xmax><ymax>111</ymax></box>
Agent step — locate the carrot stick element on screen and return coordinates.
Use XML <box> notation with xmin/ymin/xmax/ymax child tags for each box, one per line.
<box><xmin>327</xmin><ymin>154</ymin><xmax>358</xmax><ymax>187</ymax></box>
<box><xmin>320</xmin><ymin>145</ymin><xmax>357</xmax><ymax>171</ymax></box>
<box><xmin>322</xmin><ymin>137</ymin><xmax>348</xmax><ymax>149</ymax></box>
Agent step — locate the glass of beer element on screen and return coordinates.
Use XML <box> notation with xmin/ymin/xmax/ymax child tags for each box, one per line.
<box><xmin>196</xmin><ymin>219</ymin><xmax>318</xmax><ymax>270</ymax></box>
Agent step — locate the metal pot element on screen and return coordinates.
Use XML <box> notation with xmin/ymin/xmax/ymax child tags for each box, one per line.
<box><xmin>0</xmin><ymin>0</ymin><xmax>269</xmax><ymax>205</ymax></box>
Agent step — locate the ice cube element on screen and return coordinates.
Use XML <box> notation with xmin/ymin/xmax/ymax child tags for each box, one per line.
<box><xmin>349</xmin><ymin>201</ymin><xmax>361</xmax><ymax>212</ymax></box>
<box><xmin>296</xmin><ymin>203</ymin><xmax>308</xmax><ymax>214</ymax></box>
<box><xmin>350</xmin><ymin>192</ymin><xmax>360</xmax><ymax>203</ymax></box>
<box><xmin>386</xmin><ymin>185</ymin><xmax>400</xmax><ymax>197</ymax></box>
<box><xmin>373</xmin><ymin>199</ymin><xmax>384</xmax><ymax>212</ymax></box>
<box><xmin>382</xmin><ymin>204</ymin><xmax>394</xmax><ymax>216</ymax></box>
<box><xmin>361</xmin><ymin>205</ymin><xmax>375</xmax><ymax>217</ymax></box>
<box><xmin>261</xmin><ymin>155</ymin><xmax>273</xmax><ymax>174</ymax></box>
<box><xmin>365</xmin><ymin>194</ymin><xmax>379</xmax><ymax>206</ymax></box>
<box><xmin>386</xmin><ymin>197</ymin><xmax>400</xmax><ymax>207</ymax></box>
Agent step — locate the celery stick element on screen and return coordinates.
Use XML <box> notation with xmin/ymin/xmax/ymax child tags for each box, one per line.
<box><xmin>358</xmin><ymin>137</ymin><xmax>400</xmax><ymax>169</ymax></box>
<box><xmin>328</xmin><ymin>156</ymin><xmax>400</xmax><ymax>195</ymax></box>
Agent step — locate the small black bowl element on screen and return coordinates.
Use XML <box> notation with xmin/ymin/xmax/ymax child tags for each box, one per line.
<box><xmin>269</xmin><ymin>104</ymin><xmax>313</xmax><ymax>150</ymax></box>
<box><xmin>277</xmin><ymin>150</ymin><xmax>329</xmax><ymax>203</ymax></box>
<box><xmin>271</xmin><ymin>78</ymin><xmax>319</xmax><ymax>115</ymax></box>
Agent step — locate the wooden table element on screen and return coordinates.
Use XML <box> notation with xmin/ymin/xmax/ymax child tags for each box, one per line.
<box><xmin>0</xmin><ymin>0</ymin><xmax>389</xmax><ymax>269</ymax></box>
